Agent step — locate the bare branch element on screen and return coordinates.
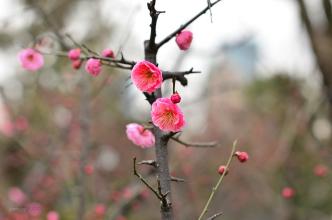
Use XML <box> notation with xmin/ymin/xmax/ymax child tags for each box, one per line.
<box><xmin>170</xmin><ymin>176</ymin><xmax>185</xmax><ymax>182</ymax></box>
<box><xmin>157</xmin><ymin>0</ymin><xmax>224</xmax><ymax>49</ymax></box>
<box><xmin>163</xmin><ymin>68</ymin><xmax>201</xmax><ymax>86</ymax></box>
<box><xmin>171</xmin><ymin>137</ymin><xmax>219</xmax><ymax>148</ymax></box>
<box><xmin>133</xmin><ymin>157</ymin><xmax>163</xmax><ymax>200</ymax></box>
<box><xmin>137</xmin><ymin>160</ymin><xmax>158</xmax><ymax>168</ymax></box>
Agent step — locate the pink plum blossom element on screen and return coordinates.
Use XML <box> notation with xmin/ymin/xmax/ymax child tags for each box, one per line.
<box><xmin>102</xmin><ymin>49</ymin><xmax>115</xmax><ymax>58</ymax></box>
<box><xmin>151</xmin><ymin>98</ymin><xmax>185</xmax><ymax>132</ymax></box>
<box><xmin>175</xmin><ymin>30</ymin><xmax>193</xmax><ymax>50</ymax></box>
<box><xmin>8</xmin><ymin>187</ymin><xmax>27</xmax><ymax>205</ymax></box>
<box><xmin>131</xmin><ymin>61</ymin><xmax>163</xmax><ymax>93</ymax></box>
<box><xmin>47</xmin><ymin>211</ymin><xmax>59</xmax><ymax>220</ymax></box>
<box><xmin>67</xmin><ymin>48</ymin><xmax>81</xmax><ymax>61</ymax></box>
<box><xmin>126</xmin><ymin>123</ymin><xmax>155</xmax><ymax>148</ymax></box>
<box><xmin>18</xmin><ymin>48</ymin><xmax>44</xmax><ymax>71</ymax></box>
<box><xmin>85</xmin><ymin>58</ymin><xmax>102</xmax><ymax>76</ymax></box>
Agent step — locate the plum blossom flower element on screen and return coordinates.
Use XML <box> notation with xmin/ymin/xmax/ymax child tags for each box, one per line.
<box><xmin>131</xmin><ymin>61</ymin><xmax>163</xmax><ymax>93</ymax></box>
<box><xmin>95</xmin><ymin>203</ymin><xmax>106</xmax><ymax>216</ymax></box>
<box><xmin>85</xmin><ymin>58</ymin><xmax>102</xmax><ymax>76</ymax></box>
<box><xmin>68</xmin><ymin>48</ymin><xmax>81</xmax><ymax>61</ymax></box>
<box><xmin>151</xmin><ymin>98</ymin><xmax>185</xmax><ymax>132</ymax></box>
<box><xmin>175</xmin><ymin>30</ymin><xmax>193</xmax><ymax>50</ymax></box>
<box><xmin>18</xmin><ymin>48</ymin><xmax>44</xmax><ymax>71</ymax></box>
<box><xmin>126</xmin><ymin>123</ymin><xmax>155</xmax><ymax>148</ymax></box>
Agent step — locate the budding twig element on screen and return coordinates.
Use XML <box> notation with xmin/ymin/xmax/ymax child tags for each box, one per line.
<box><xmin>197</xmin><ymin>140</ymin><xmax>238</xmax><ymax>220</ymax></box>
<box><xmin>171</xmin><ymin>137</ymin><xmax>219</xmax><ymax>148</ymax></box>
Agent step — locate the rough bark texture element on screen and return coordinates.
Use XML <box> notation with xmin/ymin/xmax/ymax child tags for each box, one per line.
<box><xmin>144</xmin><ymin>41</ymin><xmax>174</xmax><ymax>219</ymax></box>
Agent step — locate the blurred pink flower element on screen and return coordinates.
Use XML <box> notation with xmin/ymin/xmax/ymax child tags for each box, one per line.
<box><xmin>151</xmin><ymin>98</ymin><xmax>185</xmax><ymax>132</ymax></box>
<box><xmin>8</xmin><ymin>187</ymin><xmax>27</xmax><ymax>205</ymax></box>
<box><xmin>85</xmin><ymin>58</ymin><xmax>102</xmax><ymax>77</ymax></box>
<box><xmin>84</xmin><ymin>164</ymin><xmax>94</xmax><ymax>175</ymax></box>
<box><xmin>18</xmin><ymin>48</ymin><xmax>44</xmax><ymax>71</ymax></box>
<box><xmin>126</xmin><ymin>123</ymin><xmax>155</xmax><ymax>148</ymax></box>
<box><xmin>314</xmin><ymin>164</ymin><xmax>328</xmax><ymax>177</ymax></box>
<box><xmin>102</xmin><ymin>49</ymin><xmax>115</xmax><ymax>58</ymax></box>
<box><xmin>282</xmin><ymin>187</ymin><xmax>295</xmax><ymax>199</ymax></box>
<box><xmin>131</xmin><ymin>61</ymin><xmax>163</xmax><ymax>93</ymax></box>
<box><xmin>94</xmin><ymin>203</ymin><xmax>106</xmax><ymax>216</ymax></box>
<box><xmin>15</xmin><ymin>116</ymin><xmax>29</xmax><ymax>132</ymax></box>
<box><xmin>47</xmin><ymin>211</ymin><xmax>59</xmax><ymax>220</ymax></box>
<box><xmin>68</xmin><ymin>48</ymin><xmax>81</xmax><ymax>61</ymax></box>
<box><xmin>27</xmin><ymin>202</ymin><xmax>42</xmax><ymax>217</ymax></box>
<box><xmin>175</xmin><ymin>30</ymin><xmax>193</xmax><ymax>50</ymax></box>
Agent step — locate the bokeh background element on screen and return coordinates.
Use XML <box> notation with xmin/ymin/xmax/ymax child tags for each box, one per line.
<box><xmin>0</xmin><ymin>0</ymin><xmax>332</xmax><ymax>219</ymax></box>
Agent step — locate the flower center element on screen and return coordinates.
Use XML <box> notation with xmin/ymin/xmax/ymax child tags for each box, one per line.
<box><xmin>27</xmin><ymin>54</ymin><xmax>34</xmax><ymax>61</ymax></box>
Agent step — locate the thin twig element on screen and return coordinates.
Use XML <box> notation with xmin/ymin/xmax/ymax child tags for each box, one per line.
<box><xmin>206</xmin><ymin>211</ymin><xmax>223</xmax><ymax>220</ymax></box>
<box><xmin>133</xmin><ymin>157</ymin><xmax>163</xmax><ymax>200</ymax></box>
<box><xmin>157</xmin><ymin>0</ymin><xmax>223</xmax><ymax>49</ymax></box>
<box><xmin>197</xmin><ymin>140</ymin><xmax>238</xmax><ymax>220</ymax></box>
<box><xmin>171</xmin><ymin>137</ymin><xmax>219</xmax><ymax>148</ymax></box>
<box><xmin>170</xmin><ymin>176</ymin><xmax>185</xmax><ymax>182</ymax></box>
<box><xmin>163</xmin><ymin>68</ymin><xmax>201</xmax><ymax>86</ymax></box>
<box><xmin>137</xmin><ymin>159</ymin><xmax>158</xmax><ymax>168</ymax></box>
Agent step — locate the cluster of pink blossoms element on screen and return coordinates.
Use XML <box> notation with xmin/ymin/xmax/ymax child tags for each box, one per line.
<box><xmin>67</xmin><ymin>47</ymin><xmax>115</xmax><ymax>76</ymax></box>
<box><xmin>127</xmin><ymin>59</ymin><xmax>187</xmax><ymax>148</ymax></box>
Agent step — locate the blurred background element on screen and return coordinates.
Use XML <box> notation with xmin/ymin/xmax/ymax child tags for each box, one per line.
<box><xmin>0</xmin><ymin>0</ymin><xmax>332</xmax><ymax>219</ymax></box>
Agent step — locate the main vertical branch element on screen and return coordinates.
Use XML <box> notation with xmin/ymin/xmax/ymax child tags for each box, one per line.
<box><xmin>144</xmin><ymin>1</ymin><xmax>174</xmax><ymax>219</ymax></box>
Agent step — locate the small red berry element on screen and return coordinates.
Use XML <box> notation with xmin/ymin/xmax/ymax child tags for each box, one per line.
<box><xmin>170</xmin><ymin>92</ymin><xmax>181</xmax><ymax>104</ymax></box>
<box><xmin>235</xmin><ymin>151</ymin><xmax>249</xmax><ymax>163</ymax></box>
<box><xmin>282</xmin><ymin>187</ymin><xmax>295</xmax><ymax>199</ymax></box>
<box><xmin>217</xmin><ymin>165</ymin><xmax>228</xmax><ymax>175</ymax></box>
<box><xmin>102</xmin><ymin>49</ymin><xmax>115</xmax><ymax>58</ymax></box>
<box><xmin>72</xmin><ymin>60</ymin><xmax>82</xmax><ymax>70</ymax></box>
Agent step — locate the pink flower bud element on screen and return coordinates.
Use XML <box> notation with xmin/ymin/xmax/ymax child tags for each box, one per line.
<box><xmin>217</xmin><ymin>165</ymin><xmax>228</xmax><ymax>175</ymax></box>
<box><xmin>314</xmin><ymin>164</ymin><xmax>328</xmax><ymax>177</ymax></box>
<box><xmin>68</xmin><ymin>48</ymin><xmax>81</xmax><ymax>61</ymax></box>
<box><xmin>175</xmin><ymin>30</ymin><xmax>193</xmax><ymax>50</ymax></box>
<box><xmin>18</xmin><ymin>48</ymin><xmax>44</xmax><ymax>71</ymax></box>
<box><xmin>235</xmin><ymin>151</ymin><xmax>249</xmax><ymax>163</ymax></box>
<box><xmin>170</xmin><ymin>92</ymin><xmax>181</xmax><ymax>104</ymax></box>
<box><xmin>72</xmin><ymin>60</ymin><xmax>82</xmax><ymax>70</ymax></box>
<box><xmin>102</xmin><ymin>49</ymin><xmax>115</xmax><ymax>58</ymax></box>
<box><xmin>85</xmin><ymin>58</ymin><xmax>102</xmax><ymax>77</ymax></box>
<box><xmin>282</xmin><ymin>187</ymin><xmax>295</xmax><ymax>199</ymax></box>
